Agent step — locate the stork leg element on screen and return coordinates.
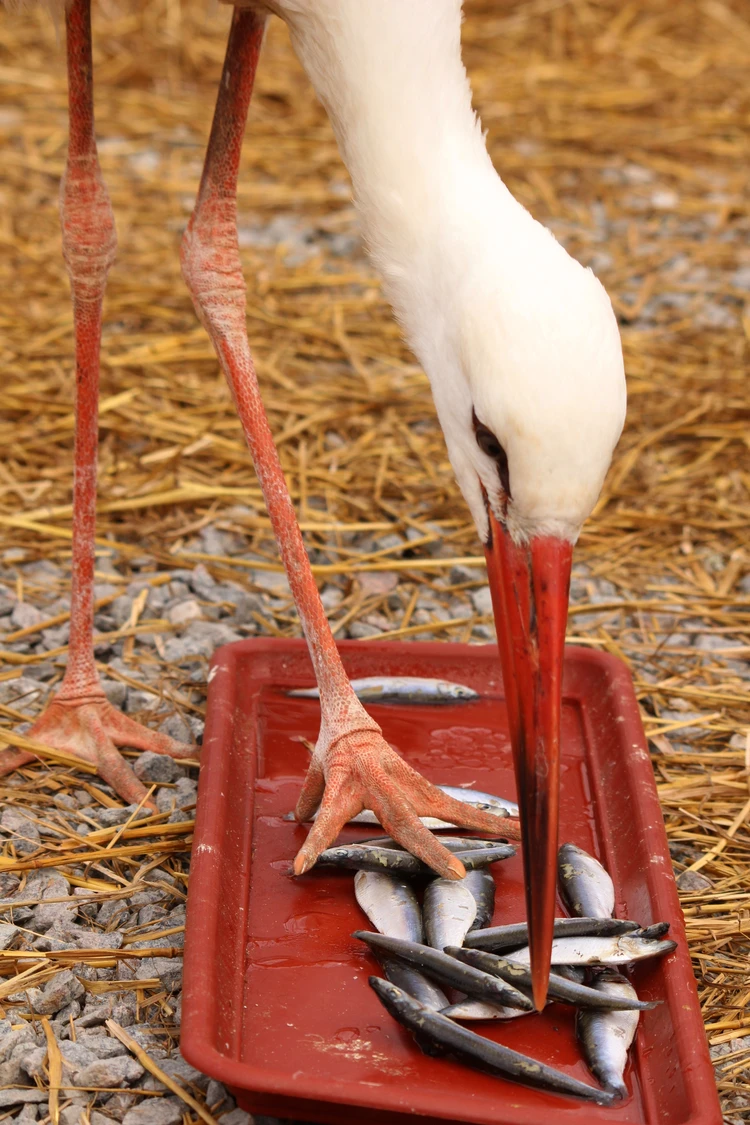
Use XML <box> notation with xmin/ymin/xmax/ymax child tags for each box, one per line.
<box><xmin>0</xmin><ymin>0</ymin><xmax>195</xmax><ymax>804</ymax></box>
<box><xmin>181</xmin><ymin>9</ymin><xmax>520</xmax><ymax>878</ymax></box>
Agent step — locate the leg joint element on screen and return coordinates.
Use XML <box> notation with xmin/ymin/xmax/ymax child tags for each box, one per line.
<box><xmin>60</xmin><ymin>154</ymin><xmax>117</xmax><ymax>301</ymax></box>
<box><xmin>180</xmin><ymin>196</ymin><xmax>247</xmax><ymax>339</ymax></box>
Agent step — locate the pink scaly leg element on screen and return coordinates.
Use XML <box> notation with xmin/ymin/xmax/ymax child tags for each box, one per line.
<box><xmin>0</xmin><ymin>0</ymin><xmax>195</xmax><ymax>805</ymax></box>
<box><xmin>181</xmin><ymin>9</ymin><xmax>520</xmax><ymax>878</ymax></box>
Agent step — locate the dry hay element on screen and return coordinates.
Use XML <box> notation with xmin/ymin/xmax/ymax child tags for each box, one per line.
<box><xmin>0</xmin><ymin>0</ymin><xmax>749</xmax><ymax>1114</ymax></box>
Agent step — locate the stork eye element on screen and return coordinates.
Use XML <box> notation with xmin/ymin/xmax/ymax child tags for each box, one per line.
<box><xmin>472</xmin><ymin>410</ymin><xmax>511</xmax><ymax>498</ymax></box>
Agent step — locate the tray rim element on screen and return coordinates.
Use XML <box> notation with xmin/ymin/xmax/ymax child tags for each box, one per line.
<box><xmin>181</xmin><ymin>638</ymin><xmax>720</xmax><ymax>1125</ymax></box>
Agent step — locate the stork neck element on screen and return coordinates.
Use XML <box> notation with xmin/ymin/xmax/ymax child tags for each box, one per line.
<box><xmin>282</xmin><ymin>2</ymin><xmax>513</xmax><ymax>317</ymax></box>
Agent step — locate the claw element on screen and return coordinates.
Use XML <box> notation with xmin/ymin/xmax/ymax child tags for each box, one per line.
<box><xmin>293</xmin><ymin>726</ymin><xmax>520</xmax><ymax>880</ymax></box>
<box><xmin>0</xmin><ymin>695</ymin><xmax>196</xmax><ymax>807</ymax></box>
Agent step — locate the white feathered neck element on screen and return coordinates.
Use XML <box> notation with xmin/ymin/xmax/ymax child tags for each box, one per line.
<box><xmin>267</xmin><ymin>0</ymin><xmax>626</xmax><ymax>543</ymax></box>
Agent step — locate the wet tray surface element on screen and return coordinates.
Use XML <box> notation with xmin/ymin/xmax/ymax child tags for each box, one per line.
<box><xmin>182</xmin><ymin>640</ymin><xmax>719</xmax><ymax>1125</ymax></box>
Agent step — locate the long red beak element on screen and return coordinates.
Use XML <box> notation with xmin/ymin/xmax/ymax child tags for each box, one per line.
<box><xmin>484</xmin><ymin>508</ymin><xmax>572</xmax><ymax>1010</ymax></box>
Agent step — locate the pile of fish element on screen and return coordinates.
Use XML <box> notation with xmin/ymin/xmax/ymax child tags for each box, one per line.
<box><xmin>308</xmin><ymin>802</ymin><xmax>676</xmax><ymax>1106</ymax></box>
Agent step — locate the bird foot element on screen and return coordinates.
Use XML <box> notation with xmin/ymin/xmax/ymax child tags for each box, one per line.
<box><xmin>293</xmin><ymin>727</ymin><xmax>520</xmax><ymax>880</ymax></box>
<box><xmin>0</xmin><ymin>691</ymin><xmax>197</xmax><ymax>806</ymax></box>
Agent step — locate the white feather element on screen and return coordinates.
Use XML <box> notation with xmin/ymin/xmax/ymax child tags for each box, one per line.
<box><xmin>265</xmin><ymin>0</ymin><xmax>627</xmax><ymax>543</ymax></box>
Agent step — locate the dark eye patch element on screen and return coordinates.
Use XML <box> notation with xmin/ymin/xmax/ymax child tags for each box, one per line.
<box><xmin>472</xmin><ymin>409</ymin><xmax>511</xmax><ymax>498</ymax></box>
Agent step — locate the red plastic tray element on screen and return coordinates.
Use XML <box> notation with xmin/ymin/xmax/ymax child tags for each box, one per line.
<box><xmin>182</xmin><ymin>640</ymin><xmax>719</xmax><ymax>1125</ymax></box>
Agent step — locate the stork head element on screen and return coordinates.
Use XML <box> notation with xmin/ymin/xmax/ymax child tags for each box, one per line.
<box><xmin>423</xmin><ymin>212</ymin><xmax>626</xmax><ymax>1009</ymax></box>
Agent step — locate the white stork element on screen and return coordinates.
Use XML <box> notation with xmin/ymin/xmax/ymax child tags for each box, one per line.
<box><xmin>2</xmin><ymin>0</ymin><xmax>626</xmax><ymax>1006</ymax></box>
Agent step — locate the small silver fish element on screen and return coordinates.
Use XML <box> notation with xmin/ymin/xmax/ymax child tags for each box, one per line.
<box><xmin>463</xmin><ymin>868</ymin><xmax>496</xmax><ymax>932</ymax></box>
<box><xmin>558</xmin><ymin>843</ymin><xmax>615</xmax><ymax>919</ymax></box>
<box><xmin>347</xmin><ymin>784</ymin><xmax>518</xmax><ymax>829</ymax></box>
<box><xmin>440</xmin><ymin>999</ymin><xmax>534</xmax><ymax>1021</ymax></box>
<box><xmin>315</xmin><ymin>842</ymin><xmax>514</xmax><ymax>876</ymax></box>
<box><xmin>424</xmin><ymin>878</ymin><xmax>477</xmax><ymax>950</ymax></box>
<box><xmin>382</xmin><ymin>959</ymin><xmax>449</xmax><ymax>1012</ymax></box>
<box><xmin>355</xmin><ymin>932</ymin><xmax>533</xmax><ymax>1009</ymax></box>
<box><xmin>358</xmin><ymin>835</ymin><xmax>502</xmax><ymax>852</ymax></box>
<box><xmin>354</xmin><ymin>870</ymin><xmax>448</xmax><ymax>1010</ymax></box>
<box><xmin>288</xmin><ymin>676</ymin><xmax>479</xmax><ymax>704</ymax></box>
<box><xmin>293</xmin><ymin>783</ymin><xmax>518</xmax><ymax>829</ymax></box>
<box><xmin>577</xmin><ymin>971</ymin><xmax>640</xmax><ymax>1099</ymax></box>
<box><xmin>448</xmin><ymin>947</ymin><xmax>656</xmax><ymax>1012</ymax></box>
<box><xmin>354</xmin><ymin>870</ymin><xmax>422</xmax><ymax>942</ymax></box>
<box><xmin>465</xmin><ymin>916</ymin><xmax>638</xmax><ymax>952</ymax></box>
<box><xmin>369</xmin><ymin>978</ymin><xmax>614</xmax><ymax>1105</ymax></box>
<box><xmin>506</xmin><ymin>934</ymin><xmax>677</xmax><ymax>967</ymax></box>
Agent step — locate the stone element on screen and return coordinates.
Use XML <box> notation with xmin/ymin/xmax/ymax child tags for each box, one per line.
<box><xmin>357</xmin><ymin>571</ymin><xmax>399</xmax><ymax>596</ymax></box>
<box><xmin>125</xmin><ymin>689</ymin><xmax>160</xmax><ymax>715</ymax></box>
<box><xmin>101</xmin><ymin>1092</ymin><xmax>138</xmax><ymax>1121</ymax></box>
<box><xmin>319</xmin><ymin>584</ymin><xmax>343</xmax><ymax>611</ymax></box>
<box><xmin>155</xmin><ymin>778</ymin><xmax>197</xmax><ymax>814</ymax></box>
<box><xmin>157</xmin><ymin>1052</ymin><xmax>208</xmax><ymax>1090</ymax></box>
<box><xmin>0</xmin><ymin>808</ymin><xmax>40</xmax><ymax>855</ymax></box>
<box><xmin>0</xmin><ymin>1058</ymin><xmax>26</xmax><ymax>1086</ymax></box>
<box><xmin>29</xmin><ymin>969</ymin><xmax>84</xmax><ymax>1015</ymax></box>
<box><xmin>138</xmin><ymin>905</ymin><xmax>166</xmax><ymax>926</ymax></box>
<box><xmin>75</xmin><ymin>1031</ymin><xmax>127</xmax><ymax>1059</ymax></box>
<box><xmin>0</xmin><ymin>1089</ymin><xmax>47</xmax><ymax>1106</ymax></box>
<box><xmin>0</xmin><ymin>677</ymin><xmax>45</xmax><ymax>707</ymax></box>
<box><xmin>694</xmin><ymin>634</ymin><xmax>745</xmax><ymax>654</ymax></box>
<box><xmin>219</xmin><ymin>1111</ymin><xmax>253</xmax><ymax>1125</ymax></box>
<box><xmin>76</xmin><ymin>931</ymin><xmax>124</xmax><ymax>950</ymax></box>
<box><xmin>122</xmin><ymin>1029</ymin><xmax>168</xmax><ymax>1061</ymax></box>
<box><xmin>10</xmin><ymin>603</ymin><xmax>45</xmax><ymax>630</ymax></box>
<box><xmin>89</xmin><ymin>806</ymin><xmax>149</xmax><ymax>829</ymax></box>
<box><xmin>225</xmin><ymin>592</ymin><xmax>263</xmax><ymax>626</ymax></box>
<box><xmin>677</xmin><ymin>869</ymin><xmax>713</xmax><ymax>892</ymax></box>
<box><xmin>31</xmin><ymin>895</ymin><xmax>77</xmax><ymax>934</ymax></box>
<box><xmin>206</xmin><ymin>1079</ymin><xmax>232</xmax><ymax>1111</ymax></box>
<box><xmin>73</xmin><ymin>1056</ymin><xmax>145</xmax><ymax>1088</ymax></box>
<box><xmin>189</xmin><ymin>564</ymin><xmax>216</xmax><ymax>593</ymax></box>
<box><xmin>101</xmin><ymin>680</ymin><xmax>128</xmax><ymax>708</ymax></box>
<box><xmin>90</xmin><ymin>1114</ymin><xmax>118</xmax><ymax>1125</ymax></box>
<box><xmin>449</xmin><ymin>564</ymin><xmax>483</xmax><ymax>585</ymax></box>
<box><xmin>348</xmin><ymin>622</ymin><xmax>382</xmax><ymax>639</ymax></box>
<box><xmin>158</xmin><ymin>714</ymin><xmax>192</xmax><ymax>745</ymax></box>
<box><xmin>469</xmin><ymin>586</ymin><xmax>492</xmax><ymax>615</ymax></box>
<box><xmin>122</xmin><ymin>1099</ymin><xmax>185</xmax><ymax>1125</ymax></box>
<box><xmin>0</xmin><ymin>923</ymin><xmax>19</xmax><ymax>949</ymax></box>
<box><xmin>250</xmin><ymin>570</ymin><xmax>290</xmax><ymax>595</ymax></box>
<box><xmin>60</xmin><ymin>1103</ymin><xmax>89</xmax><ymax>1125</ymax></box>
<box><xmin>135</xmin><ymin>957</ymin><xmax>182</xmax><ymax>992</ymax></box>
<box><xmin>133</xmin><ymin>752</ymin><xmax>184</xmax><ymax>784</ymax></box>
<box><xmin>0</xmin><ymin>873</ymin><xmax>20</xmax><ymax>897</ymax></box>
<box><xmin>167</xmin><ymin>600</ymin><xmax>203</xmax><ymax>626</ymax></box>
<box><xmin>0</xmin><ymin>1025</ymin><xmax>37</xmax><ymax>1064</ymax></box>
<box><xmin>109</xmin><ymin>596</ymin><xmax>135</xmax><ymax>628</ymax></box>
<box><xmin>41</xmin><ymin>624</ymin><xmax>70</xmax><ymax>649</ymax></box>
<box><xmin>15</xmin><ymin>1105</ymin><xmax>38</xmax><ymax>1123</ymax></box>
<box><xmin>97</xmin><ymin>900</ymin><xmax>131</xmax><ymax>927</ymax></box>
<box><xmin>21</xmin><ymin>1039</ymin><xmax>96</xmax><ymax>1080</ymax></box>
<box><xmin>75</xmin><ymin>993</ymin><xmax>137</xmax><ymax>1030</ymax></box>
<box><xmin>52</xmin><ymin>999</ymin><xmax>82</xmax><ymax>1028</ymax></box>
<box><xmin>162</xmin><ymin>620</ymin><xmax>240</xmax><ymax>663</ymax></box>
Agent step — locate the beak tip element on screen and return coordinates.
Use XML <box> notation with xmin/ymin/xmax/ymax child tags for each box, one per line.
<box><xmin>532</xmin><ymin>974</ymin><xmax>549</xmax><ymax>1012</ymax></box>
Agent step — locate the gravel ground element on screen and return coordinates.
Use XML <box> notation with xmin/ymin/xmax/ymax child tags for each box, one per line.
<box><xmin>0</xmin><ymin>181</ymin><xmax>748</xmax><ymax>1116</ymax></box>
<box><xmin>0</xmin><ymin>520</ymin><xmax>748</xmax><ymax>1121</ymax></box>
